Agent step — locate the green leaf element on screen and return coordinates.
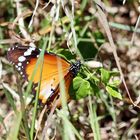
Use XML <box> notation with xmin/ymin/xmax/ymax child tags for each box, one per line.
<box><xmin>106</xmin><ymin>85</ymin><xmax>122</xmax><ymax>100</ymax></box>
<box><xmin>40</xmin><ymin>18</ymin><xmax>51</xmax><ymax>28</ymax></box>
<box><xmin>90</xmin><ymin>74</ymin><xmax>100</xmax><ymax>85</ymax></box>
<box><xmin>109</xmin><ymin>71</ymin><xmax>120</xmax><ymax>77</ymax></box>
<box><xmin>70</xmin><ymin>77</ymin><xmax>92</xmax><ymax>100</ymax></box>
<box><xmin>77</xmin><ymin>39</ymin><xmax>98</xmax><ymax>60</ymax></box>
<box><xmin>56</xmin><ymin>48</ymin><xmax>76</xmax><ymax>60</ymax></box>
<box><xmin>93</xmin><ymin>30</ymin><xmax>105</xmax><ymax>46</ymax></box>
<box><xmin>108</xmin><ymin>80</ymin><xmax>121</xmax><ymax>87</ymax></box>
<box><xmin>100</xmin><ymin>68</ymin><xmax>111</xmax><ymax>84</ymax></box>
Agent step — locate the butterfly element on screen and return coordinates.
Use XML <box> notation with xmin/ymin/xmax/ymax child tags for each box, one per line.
<box><xmin>7</xmin><ymin>44</ymin><xmax>81</xmax><ymax>107</ymax></box>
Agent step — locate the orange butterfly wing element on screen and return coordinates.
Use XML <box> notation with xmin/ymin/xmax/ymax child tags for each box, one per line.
<box><xmin>47</xmin><ymin>70</ymin><xmax>74</xmax><ymax>107</ymax></box>
<box><xmin>26</xmin><ymin>54</ymin><xmax>71</xmax><ymax>104</ymax></box>
<box><xmin>7</xmin><ymin>44</ymin><xmax>80</xmax><ymax>107</ymax></box>
<box><xmin>7</xmin><ymin>44</ymin><xmax>80</xmax><ymax>105</ymax></box>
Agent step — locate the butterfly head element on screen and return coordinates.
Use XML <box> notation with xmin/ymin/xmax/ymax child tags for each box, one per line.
<box><xmin>69</xmin><ymin>60</ymin><xmax>81</xmax><ymax>77</ymax></box>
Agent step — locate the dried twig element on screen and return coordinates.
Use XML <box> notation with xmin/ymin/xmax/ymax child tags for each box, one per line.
<box><xmin>41</xmin><ymin>100</ymin><xmax>59</xmax><ymax>140</ymax></box>
<box><xmin>15</xmin><ymin>0</ymin><xmax>31</xmax><ymax>41</ymax></box>
<box><xmin>131</xmin><ymin>15</ymin><xmax>140</xmax><ymax>45</ymax></box>
<box><xmin>34</xmin><ymin>105</ymin><xmax>47</xmax><ymax>140</ymax></box>
<box><xmin>28</xmin><ymin>0</ymin><xmax>39</xmax><ymax>28</ymax></box>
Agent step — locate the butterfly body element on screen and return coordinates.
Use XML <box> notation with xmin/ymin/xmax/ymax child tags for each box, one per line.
<box><xmin>7</xmin><ymin>44</ymin><xmax>81</xmax><ymax>107</ymax></box>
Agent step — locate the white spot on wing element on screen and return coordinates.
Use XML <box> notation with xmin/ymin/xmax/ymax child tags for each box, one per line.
<box><xmin>23</xmin><ymin>46</ymin><xmax>36</xmax><ymax>56</ymax></box>
<box><xmin>40</xmin><ymin>81</ymin><xmax>54</xmax><ymax>100</ymax></box>
<box><xmin>18</xmin><ymin>67</ymin><xmax>21</xmax><ymax>71</ymax></box>
<box><xmin>24</xmin><ymin>50</ymin><xmax>32</xmax><ymax>56</ymax></box>
<box><xmin>29</xmin><ymin>42</ymin><xmax>36</xmax><ymax>48</ymax></box>
<box><xmin>29</xmin><ymin>46</ymin><xmax>35</xmax><ymax>51</ymax></box>
<box><xmin>18</xmin><ymin>56</ymin><xmax>26</xmax><ymax>62</ymax></box>
<box><xmin>18</xmin><ymin>63</ymin><xmax>22</xmax><ymax>66</ymax></box>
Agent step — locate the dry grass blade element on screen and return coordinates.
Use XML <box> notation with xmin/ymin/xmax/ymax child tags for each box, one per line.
<box><xmin>34</xmin><ymin>105</ymin><xmax>47</xmax><ymax>140</ymax></box>
<box><xmin>2</xmin><ymin>83</ymin><xmax>20</xmax><ymax>102</ymax></box>
<box><xmin>16</xmin><ymin>0</ymin><xmax>31</xmax><ymax>41</ymax></box>
<box><xmin>28</xmin><ymin>0</ymin><xmax>39</xmax><ymax>28</ymax></box>
<box><xmin>131</xmin><ymin>15</ymin><xmax>140</xmax><ymax>45</ymax></box>
<box><xmin>41</xmin><ymin>100</ymin><xmax>59</xmax><ymax>140</ymax></box>
<box><xmin>123</xmin><ymin>0</ymin><xmax>127</xmax><ymax>5</ymax></box>
<box><xmin>0</xmin><ymin>39</ymin><xmax>19</xmax><ymax>44</ymax></box>
<box><xmin>10</xmin><ymin>8</ymin><xmax>32</xmax><ymax>43</ymax></box>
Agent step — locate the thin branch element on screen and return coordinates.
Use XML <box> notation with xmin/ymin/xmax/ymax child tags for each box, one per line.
<box><xmin>16</xmin><ymin>0</ymin><xmax>31</xmax><ymax>40</ymax></box>
<box><xmin>131</xmin><ymin>15</ymin><xmax>140</xmax><ymax>45</ymax></box>
<box><xmin>28</xmin><ymin>0</ymin><xmax>39</xmax><ymax>28</ymax></box>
